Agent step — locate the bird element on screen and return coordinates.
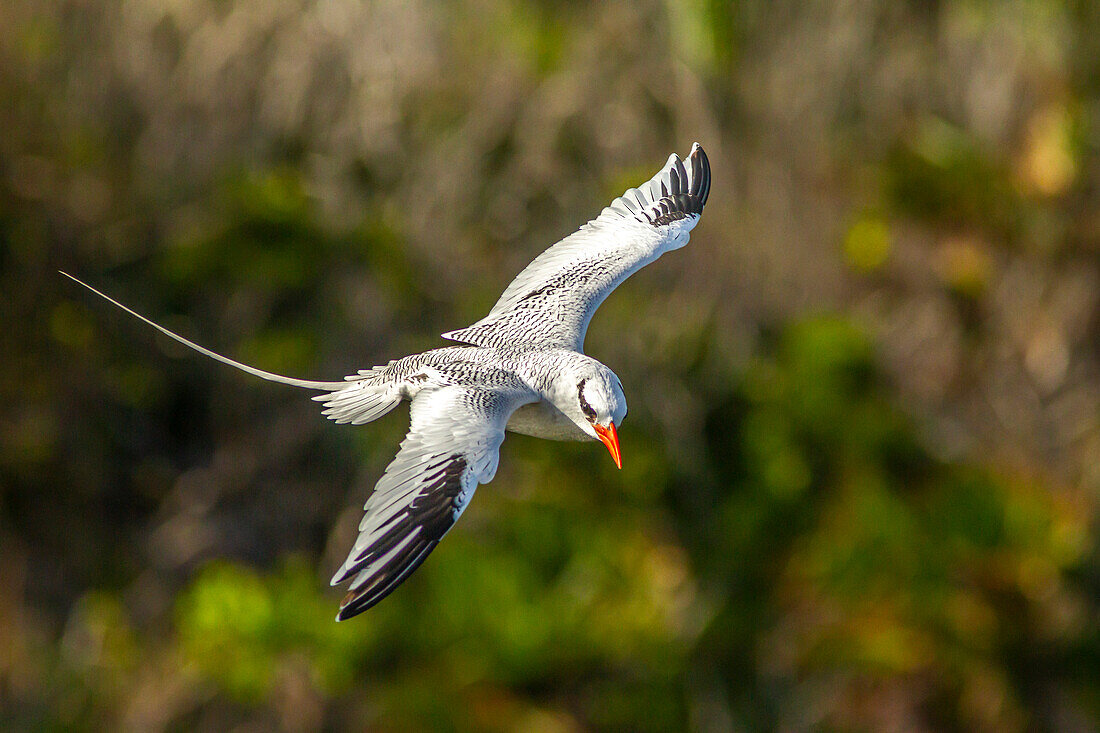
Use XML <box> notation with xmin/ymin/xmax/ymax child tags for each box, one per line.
<box><xmin>63</xmin><ymin>142</ymin><xmax>710</xmax><ymax>620</ymax></box>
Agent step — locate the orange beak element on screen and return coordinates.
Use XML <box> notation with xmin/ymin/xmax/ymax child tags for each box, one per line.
<box><xmin>593</xmin><ymin>422</ymin><xmax>622</xmax><ymax>469</ymax></box>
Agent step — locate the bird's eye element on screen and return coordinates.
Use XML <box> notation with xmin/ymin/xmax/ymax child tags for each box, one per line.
<box><xmin>577</xmin><ymin>379</ymin><xmax>597</xmax><ymax>421</ymax></box>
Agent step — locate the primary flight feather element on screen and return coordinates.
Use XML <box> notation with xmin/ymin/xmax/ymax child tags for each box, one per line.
<box><xmin>64</xmin><ymin>143</ymin><xmax>710</xmax><ymax>620</ymax></box>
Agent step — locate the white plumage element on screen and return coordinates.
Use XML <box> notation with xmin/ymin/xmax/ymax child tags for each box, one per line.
<box><xmin>63</xmin><ymin>143</ymin><xmax>710</xmax><ymax>620</ymax></box>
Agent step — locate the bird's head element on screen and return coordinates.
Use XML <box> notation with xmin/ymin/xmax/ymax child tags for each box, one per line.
<box><xmin>553</xmin><ymin>358</ymin><xmax>627</xmax><ymax>468</ymax></box>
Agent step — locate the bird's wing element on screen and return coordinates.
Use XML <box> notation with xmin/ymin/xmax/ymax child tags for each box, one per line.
<box><xmin>442</xmin><ymin>143</ymin><xmax>710</xmax><ymax>352</ymax></box>
<box><xmin>331</xmin><ymin>381</ymin><xmax>535</xmax><ymax>619</ymax></box>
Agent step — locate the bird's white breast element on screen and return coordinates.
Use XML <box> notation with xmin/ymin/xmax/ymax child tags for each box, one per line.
<box><xmin>505</xmin><ymin>400</ymin><xmax>589</xmax><ymax>441</ymax></box>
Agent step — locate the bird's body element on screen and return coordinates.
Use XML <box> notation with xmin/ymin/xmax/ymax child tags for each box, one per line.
<box><xmin>324</xmin><ymin>344</ymin><xmax>601</xmax><ymax>440</ymax></box>
<box><xmin>64</xmin><ymin>143</ymin><xmax>710</xmax><ymax>619</ymax></box>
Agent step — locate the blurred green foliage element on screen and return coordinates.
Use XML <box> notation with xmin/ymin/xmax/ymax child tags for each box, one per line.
<box><xmin>3</xmin><ymin>0</ymin><xmax>1099</xmax><ymax>731</ymax></box>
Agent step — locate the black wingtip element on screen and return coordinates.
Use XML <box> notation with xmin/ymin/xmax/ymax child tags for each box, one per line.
<box><xmin>331</xmin><ymin>451</ymin><xmax>470</xmax><ymax>621</ymax></box>
<box><xmin>688</xmin><ymin>143</ymin><xmax>710</xmax><ymax>207</ymax></box>
<box><xmin>647</xmin><ymin>143</ymin><xmax>710</xmax><ymax>227</ymax></box>
<box><xmin>334</xmin><ymin>540</ymin><xmax>437</xmax><ymax>620</ymax></box>
<box><xmin>598</xmin><ymin>143</ymin><xmax>711</xmax><ymax>229</ymax></box>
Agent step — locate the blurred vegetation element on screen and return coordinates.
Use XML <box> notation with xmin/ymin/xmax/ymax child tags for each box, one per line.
<box><xmin>2</xmin><ymin>0</ymin><xmax>1099</xmax><ymax>730</ymax></box>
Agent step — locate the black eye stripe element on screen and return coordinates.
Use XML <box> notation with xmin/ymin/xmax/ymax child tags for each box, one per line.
<box><xmin>577</xmin><ymin>379</ymin><xmax>596</xmax><ymax>420</ymax></box>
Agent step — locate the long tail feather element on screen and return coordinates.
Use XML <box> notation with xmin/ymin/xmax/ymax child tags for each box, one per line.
<box><xmin>60</xmin><ymin>271</ymin><xmax>347</xmax><ymax>390</ymax></box>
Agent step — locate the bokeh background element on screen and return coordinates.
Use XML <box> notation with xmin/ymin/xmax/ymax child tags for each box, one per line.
<box><xmin>3</xmin><ymin>0</ymin><xmax>1099</xmax><ymax>730</ymax></box>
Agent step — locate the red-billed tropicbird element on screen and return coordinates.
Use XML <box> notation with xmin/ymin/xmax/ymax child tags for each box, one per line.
<box><xmin>63</xmin><ymin>143</ymin><xmax>710</xmax><ymax>620</ymax></box>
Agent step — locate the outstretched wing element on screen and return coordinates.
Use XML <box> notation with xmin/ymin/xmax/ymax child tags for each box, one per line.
<box><xmin>331</xmin><ymin>382</ymin><xmax>535</xmax><ymax>620</ymax></box>
<box><xmin>443</xmin><ymin>143</ymin><xmax>710</xmax><ymax>352</ymax></box>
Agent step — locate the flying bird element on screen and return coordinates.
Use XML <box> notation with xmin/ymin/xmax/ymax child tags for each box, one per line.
<box><xmin>63</xmin><ymin>143</ymin><xmax>710</xmax><ymax>620</ymax></box>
